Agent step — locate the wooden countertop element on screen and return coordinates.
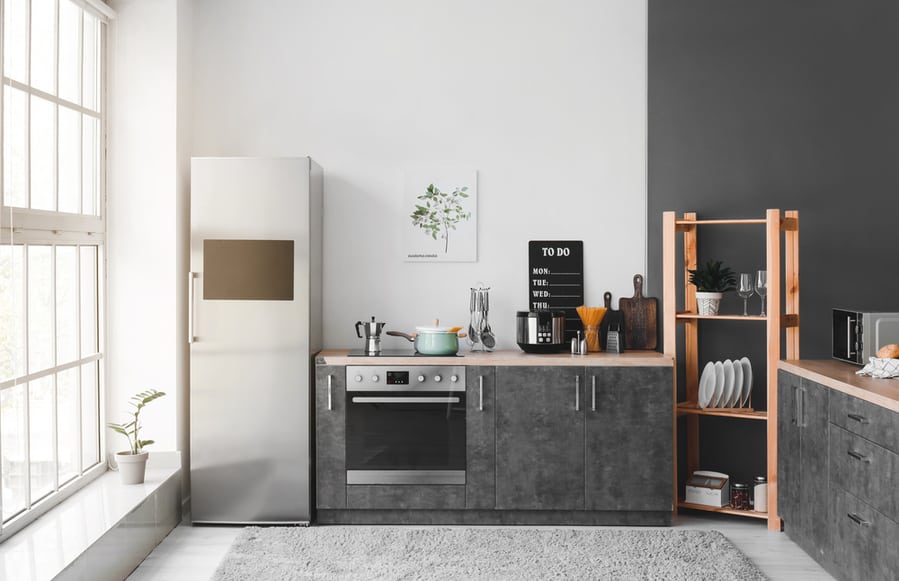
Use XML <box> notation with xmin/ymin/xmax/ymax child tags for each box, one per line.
<box><xmin>779</xmin><ymin>359</ymin><xmax>899</xmax><ymax>414</ymax></box>
<box><xmin>317</xmin><ymin>349</ymin><xmax>674</xmax><ymax>367</ymax></box>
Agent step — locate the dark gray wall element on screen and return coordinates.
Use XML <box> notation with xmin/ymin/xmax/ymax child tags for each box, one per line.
<box><xmin>648</xmin><ymin>0</ymin><xmax>899</xmax><ymax>488</ymax></box>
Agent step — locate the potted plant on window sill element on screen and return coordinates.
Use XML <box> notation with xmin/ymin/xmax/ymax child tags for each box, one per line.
<box><xmin>688</xmin><ymin>260</ymin><xmax>736</xmax><ymax>316</ymax></box>
<box><xmin>108</xmin><ymin>389</ymin><xmax>166</xmax><ymax>484</ymax></box>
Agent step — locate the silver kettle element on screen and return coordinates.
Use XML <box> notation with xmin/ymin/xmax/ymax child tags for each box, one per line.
<box><xmin>355</xmin><ymin>316</ymin><xmax>386</xmax><ymax>355</ymax></box>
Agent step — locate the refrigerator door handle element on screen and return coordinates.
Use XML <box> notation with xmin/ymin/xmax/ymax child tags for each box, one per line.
<box><xmin>188</xmin><ymin>272</ymin><xmax>197</xmax><ymax>343</ymax></box>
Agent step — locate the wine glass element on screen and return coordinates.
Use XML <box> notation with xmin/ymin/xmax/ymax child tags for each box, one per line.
<box><xmin>738</xmin><ymin>273</ymin><xmax>753</xmax><ymax>316</ymax></box>
<box><xmin>755</xmin><ymin>270</ymin><xmax>768</xmax><ymax>316</ymax></box>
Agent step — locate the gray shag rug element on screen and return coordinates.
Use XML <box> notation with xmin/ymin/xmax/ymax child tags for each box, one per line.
<box><xmin>213</xmin><ymin>526</ymin><xmax>767</xmax><ymax>580</ymax></box>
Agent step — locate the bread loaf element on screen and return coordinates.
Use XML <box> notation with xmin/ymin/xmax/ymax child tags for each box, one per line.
<box><xmin>877</xmin><ymin>344</ymin><xmax>899</xmax><ymax>359</ymax></box>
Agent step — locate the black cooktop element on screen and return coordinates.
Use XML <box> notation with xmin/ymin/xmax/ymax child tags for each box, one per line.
<box><xmin>347</xmin><ymin>349</ymin><xmax>463</xmax><ymax>357</ymax></box>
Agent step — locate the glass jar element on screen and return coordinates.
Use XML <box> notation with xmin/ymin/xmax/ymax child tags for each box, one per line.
<box><xmin>730</xmin><ymin>482</ymin><xmax>750</xmax><ymax>510</ymax></box>
<box><xmin>753</xmin><ymin>476</ymin><xmax>768</xmax><ymax>513</ymax></box>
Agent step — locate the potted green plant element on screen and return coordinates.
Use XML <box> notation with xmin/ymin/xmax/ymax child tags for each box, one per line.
<box><xmin>688</xmin><ymin>260</ymin><xmax>736</xmax><ymax>315</ymax></box>
<box><xmin>107</xmin><ymin>389</ymin><xmax>166</xmax><ymax>484</ymax></box>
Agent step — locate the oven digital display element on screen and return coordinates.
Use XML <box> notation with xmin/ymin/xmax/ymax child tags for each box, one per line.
<box><xmin>386</xmin><ymin>371</ymin><xmax>409</xmax><ymax>385</ymax></box>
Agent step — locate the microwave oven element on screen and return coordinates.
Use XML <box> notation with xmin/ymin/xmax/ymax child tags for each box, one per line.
<box><xmin>832</xmin><ymin>309</ymin><xmax>899</xmax><ymax>365</ymax></box>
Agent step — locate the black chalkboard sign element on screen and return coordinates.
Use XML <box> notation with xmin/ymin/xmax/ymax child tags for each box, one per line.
<box><xmin>528</xmin><ymin>241</ymin><xmax>584</xmax><ymax>342</ymax></box>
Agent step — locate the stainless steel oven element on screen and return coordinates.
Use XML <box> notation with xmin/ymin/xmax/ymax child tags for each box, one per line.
<box><xmin>345</xmin><ymin>365</ymin><xmax>466</xmax><ymax>485</ymax></box>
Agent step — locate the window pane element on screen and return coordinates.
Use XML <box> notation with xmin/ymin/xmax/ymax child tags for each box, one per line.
<box><xmin>3</xmin><ymin>87</ymin><xmax>29</xmax><ymax>208</ymax></box>
<box><xmin>59</xmin><ymin>107</ymin><xmax>82</xmax><ymax>214</ymax></box>
<box><xmin>1</xmin><ymin>383</ymin><xmax>28</xmax><ymax>522</ymax></box>
<box><xmin>28</xmin><ymin>246</ymin><xmax>54</xmax><ymax>373</ymax></box>
<box><xmin>3</xmin><ymin>0</ymin><xmax>28</xmax><ymax>83</ymax></box>
<box><xmin>79</xmin><ymin>247</ymin><xmax>98</xmax><ymax>356</ymax></box>
<box><xmin>81</xmin><ymin>362</ymin><xmax>99</xmax><ymax>469</ymax></box>
<box><xmin>82</xmin><ymin>116</ymin><xmax>100</xmax><ymax>215</ymax></box>
<box><xmin>56</xmin><ymin>246</ymin><xmax>78</xmax><ymax>364</ymax></box>
<box><xmin>58</xmin><ymin>368</ymin><xmax>80</xmax><ymax>484</ymax></box>
<box><xmin>30</xmin><ymin>376</ymin><xmax>56</xmax><ymax>500</ymax></box>
<box><xmin>59</xmin><ymin>0</ymin><xmax>83</xmax><ymax>105</ymax></box>
<box><xmin>82</xmin><ymin>14</ymin><xmax>99</xmax><ymax>112</ymax></box>
<box><xmin>30</xmin><ymin>97</ymin><xmax>57</xmax><ymax>211</ymax></box>
<box><xmin>0</xmin><ymin>246</ymin><xmax>26</xmax><ymax>382</ymax></box>
<box><xmin>31</xmin><ymin>0</ymin><xmax>58</xmax><ymax>95</ymax></box>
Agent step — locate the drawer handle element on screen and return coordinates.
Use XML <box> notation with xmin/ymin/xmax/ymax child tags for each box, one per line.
<box><xmin>847</xmin><ymin>513</ymin><xmax>871</xmax><ymax>527</ymax></box>
<box><xmin>575</xmin><ymin>376</ymin><xmax>580</xmax><ymax>411</ymax></box>
<box><xmin>847</xmin><ymin>413</ymin><xmax>869</xmax><ymax>424</ymax></box>
<box><xmin>847</xmin><ymin>450</ymin><xmax>871</xmax><ymax>463</ymax></box>
<box><xmin>479</xmin><ymin>376</ymin><xmax>484</xmax><ymax>412</ymax></box>
<box><xmin>327</xmin><ymin>375</ymin><xmax>333</xmax><ymax>410</ymax></box>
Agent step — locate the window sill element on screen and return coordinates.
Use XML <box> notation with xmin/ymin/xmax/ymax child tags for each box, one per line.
<box><xmin>0</xmin><ymin>452</ymin><xmax>181</xmax><ymax>581</ymax></box>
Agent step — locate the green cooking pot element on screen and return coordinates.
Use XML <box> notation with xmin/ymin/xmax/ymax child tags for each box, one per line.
<box><xmin>386</xmin><ymin>326</ymin><xmax>461</xmax><ymax>355</ymax></box>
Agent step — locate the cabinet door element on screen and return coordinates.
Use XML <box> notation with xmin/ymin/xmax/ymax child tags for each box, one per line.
<box><xmin>777</xmin><ymin>370</ymin><xmax>801</xmax><ymax>533</ymax></box>
<box><xmin>585</xmin><ymin>367</ymin><xmax>673</xmax><ymax>511</ymax></box>
<box><xmin>466</xmin><ymin>367</ymin><xmax>496</xmax><ymax>509</ymax></box>
<box><xmin>315</xmin><ymin>365</ymin><xmax>346</xmax><ymax>509</ymax></box>
<box><xmin>495</xmin><ymin>366</ymin><xmax>585</xmax><ymax>510</ymax></box>
<box><xmin>799</xmin><ymin>379</ymin><xmax>829</xmax><ymax>561</ymax></box>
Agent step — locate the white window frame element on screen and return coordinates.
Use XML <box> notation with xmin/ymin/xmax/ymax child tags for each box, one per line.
<box><xmin>0</xmin><ymin>0</ymin><xmax>112</xmax><ymax>541</ymax></box>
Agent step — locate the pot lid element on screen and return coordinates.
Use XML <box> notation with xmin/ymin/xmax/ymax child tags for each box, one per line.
<box><xmin>415</xmin><ymin>325</ymin><xmax>455</xmax><ymax>333</ymax></box>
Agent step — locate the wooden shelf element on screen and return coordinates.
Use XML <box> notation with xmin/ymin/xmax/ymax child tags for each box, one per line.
<box><xmin>676</xmin><ymin>401</ymin><xmax>767</xmax><ymax>421</ymax></box>
<box><xmin>677</xmin><ymin>499</ymin><xmax>770</xmax><ymax>520</ymax></box>
<box><xmin>663</xmin><ymin>209</ymin><xmax>800</xmax><ymax>533</ymax></box>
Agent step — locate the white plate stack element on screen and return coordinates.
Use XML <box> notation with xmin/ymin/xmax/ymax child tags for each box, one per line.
<box><xmin>698</xmin><ymin>357</ymin><xmax>753</xmax><ymax>409</ymax></box>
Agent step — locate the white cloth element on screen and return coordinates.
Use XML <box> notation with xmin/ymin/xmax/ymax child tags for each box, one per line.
<box><xmin>856</xmin><ymin>357</ymin><xmax>899</xmax><ymax>379</ymax></box>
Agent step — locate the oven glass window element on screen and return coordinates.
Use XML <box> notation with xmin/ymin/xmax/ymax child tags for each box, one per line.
<box><xmin>345</xmin><ymin>391</ymin><xmax>466</xmax><ymax>471</ymax></box>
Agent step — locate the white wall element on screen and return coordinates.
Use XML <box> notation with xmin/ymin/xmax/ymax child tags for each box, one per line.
<box><xmin>190</xmin><ymin>0</ymin><xmax>648</xmax><ymax>349</ymax></box>
<box><xmin>107</xmin><ymin>0</ymin><xmax>183</xmax><ymax>452</ymax></box>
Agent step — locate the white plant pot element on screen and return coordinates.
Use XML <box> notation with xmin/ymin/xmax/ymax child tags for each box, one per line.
<box><xmin>116</xmin><ymin>451</ymin><xmax>149</xmax><ymax>484</ymax></box>
<box><xmin>696</xmin><ymin>292</ymin><xmax>724</xmax><ymax>316</ymax></box>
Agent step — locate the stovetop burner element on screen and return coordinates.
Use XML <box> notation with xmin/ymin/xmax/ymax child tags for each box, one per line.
<box><xmin>347</xmin><ymin>349</ymin><xmax>463</xmax><ymax>357</ymax></box>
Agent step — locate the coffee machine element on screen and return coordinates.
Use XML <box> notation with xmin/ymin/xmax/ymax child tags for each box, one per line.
<box><xmin>355</xmin><ymin>316</ymin><xmax>386</xmax><ymax>355</ymax></box>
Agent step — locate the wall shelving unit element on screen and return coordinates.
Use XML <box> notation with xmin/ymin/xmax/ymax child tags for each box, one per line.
<box><xmin>662</xmin><ymin>209</ymin><xmax>799</xmax><ymax>531</ymax></box>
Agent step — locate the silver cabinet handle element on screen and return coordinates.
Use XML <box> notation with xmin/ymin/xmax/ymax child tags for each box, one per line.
<box><xmin>327</xmin><ymin>375</ymin><xmax>333</xmax><ymax>411</ymax></box>
<box><xmin>847</xmin><ymin>513</ymin><xmax>871</xmax><ymax>527</ymax></box>
<box><xmin>479</xmin><ymin>376</ymin><xmax>484</xmax><ymax>411</ymax></box>
<box><xmin>847</xmin><ymin>315</ymin><xmax>852</xmax><ymax>358</ymax></box>
<box><xmin>847</xmin><ymin>413</ymin><xmax>869</xmax><ymax>424</ymax></box>
<box><xmin>188</xmin><ymin>272</ymin><xmax>196</xmax><ymax>343</ymax></box>
<box><xmin>591</xmin><ymin>375</ymin><xmax>596</xmax><ymax>412</ymax></box>
<box><xmin>848</xmin><ymin>450</ymin><xmax>871</xmax><ymax>463</ymax></box>
<box><xmin>797</xmin><ymin>386</ymin><xmax>806</xmax><ymax>428</ymax></box>
<box><xmin>575</xmin><ymin>375</ymin><xmax>580</xmax><ymax>411</ymax></box>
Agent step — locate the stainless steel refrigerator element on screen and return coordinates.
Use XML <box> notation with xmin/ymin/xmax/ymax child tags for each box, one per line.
<box><xmin>189</xmin><ymin>157</ymin><xmax>322</xmax><ymax>524</ymax></box>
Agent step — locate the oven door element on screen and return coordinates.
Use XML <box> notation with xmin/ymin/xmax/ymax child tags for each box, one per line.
<box><xmin>345</xmin><ymin>390</ymin><xmax>466</xmax><ymax>485</ymax></box>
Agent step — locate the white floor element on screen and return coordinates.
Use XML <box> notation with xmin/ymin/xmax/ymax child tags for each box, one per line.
<box><xmin>127</xmin><ymin>514</ymin><xmax>833</xmax><ymax>581</ymax></box>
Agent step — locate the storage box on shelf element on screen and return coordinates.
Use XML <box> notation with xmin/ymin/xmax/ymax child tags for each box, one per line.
<box><xmin>662</xmin><ymin>209</ymin><xmax>799</xmax><ymax>531</ymax></box>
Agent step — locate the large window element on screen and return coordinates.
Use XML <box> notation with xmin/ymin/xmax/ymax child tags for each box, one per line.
<box><xmin>1</xmin><ymin>0</ymin><xmax>108</xmax><ymax>539</ymax></box>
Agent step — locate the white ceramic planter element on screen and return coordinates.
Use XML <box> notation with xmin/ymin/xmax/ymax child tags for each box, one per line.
<box><xmin>696</xmin><ymin>291</ymin><xmax>724</xmax><ymax>316</ymax></box>
<box><xmin>116</xmin><ymin>451</ymin><xmax>149</xmax><ymax>484</ymax></box>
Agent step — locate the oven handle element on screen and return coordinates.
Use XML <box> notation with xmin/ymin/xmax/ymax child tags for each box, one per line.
<box><xmin>351</xmin><ymin>396</ymin><xmax>461</xmax><ymax>404</ymax></box>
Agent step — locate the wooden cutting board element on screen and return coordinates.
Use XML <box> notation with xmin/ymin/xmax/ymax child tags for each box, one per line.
<box><xmin>599</xmin><ymin>291</ymin><xmax>621</xmax><ymax>350</ymax></box>
<box><xmin>619</xmin><ymin>274</ymin><xmax>658</xmax><ymax>350</ymax></box>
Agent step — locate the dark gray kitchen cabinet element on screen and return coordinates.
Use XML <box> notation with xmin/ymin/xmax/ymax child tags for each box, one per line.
<box><xmin>495</xmin><ymin>366</ymin><xmax>586</xmax><ymax>510</ymax></box>
<box><xmin>466</xmin><ymin>367</ymin><xmax>496</xmax><ymax>509</ymax></box>
<box><xmin>778</xmin><ymin>371</ymin><xmax>829</xmax><ymax>563</ymax></box>
<box><xmin>585</xmin><ymin>367</ymin><xmax>673</xmax><ymax>511</ymax></box>
<box><xmin>315</xmin><ymin>365</ymin><xmax>346</xmax><ymax>509</ymax></box>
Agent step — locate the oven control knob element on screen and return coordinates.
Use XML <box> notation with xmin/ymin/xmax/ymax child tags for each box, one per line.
<box><xmin>354</xmin><ymin>375</ymin><xmax>363</xmax><ymax>382</ymax></box>
<box><xmin>434</xmin><ymin>375</ymin><xmax>442</xmax><ymax>382</ymax></box>
<box><xmin>371</xmin><ymin>375</ymin><xmax>380</xmax><ymax>382</ymax></box>
<box><xmin>451</xmin><ymin>375</ymin><xmax>458</xmax><ymax>383</ymax></box>
<box><xmin>417</xmin><ymin>375</ymin><xmax>426</xmax><ymax>383</ymax></box>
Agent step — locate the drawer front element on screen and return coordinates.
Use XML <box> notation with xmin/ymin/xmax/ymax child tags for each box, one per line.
<box><xmin>346</xmin><ymin>485</ymin><xmax>465</xmax><ymax>509</ymax></box>
<box><xmin>831</xmin><ymin>487</ymin><xmax>899</xmax><ymax>581</ymax></box>
<box><xmin>830</xmin><ymin>390</ymin><xmax>899</xmax><ymax>454</ymax></box>
<box><xmin>829</xmin><ymin>425</ymin><xmax>899</xmax><ymax>523</ymax></box>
